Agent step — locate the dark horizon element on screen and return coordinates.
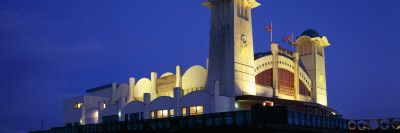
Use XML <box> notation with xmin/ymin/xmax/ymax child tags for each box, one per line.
<box><xmin>0</xmin><ymin>0</ymin><xmax>399</xmax><ymax>132</ymax></box>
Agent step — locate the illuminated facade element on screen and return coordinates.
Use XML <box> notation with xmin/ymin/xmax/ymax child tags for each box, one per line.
<box><xmin>62</xmin><ymin>0</ymin><xmax>334</xmax><ymax>126</ymax></box>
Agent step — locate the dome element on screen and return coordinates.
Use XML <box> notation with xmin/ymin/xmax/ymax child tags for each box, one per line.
<box><xmin>301</xmin><ymin>29</ymin><xmax>320</xmax><ymax>38</ymax></box>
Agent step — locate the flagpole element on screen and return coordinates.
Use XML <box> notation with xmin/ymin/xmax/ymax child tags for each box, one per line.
<box><xmin>291</xmin><ymin>32</ymin><xmax>295</xmax><ymax>52</ymax></box>
<box><xmin>270</xmin><ymin>21</ymin><xmax>273</xmax><ymax>44</ymax></box>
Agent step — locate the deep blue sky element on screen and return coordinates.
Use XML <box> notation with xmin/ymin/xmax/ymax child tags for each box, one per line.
<box><xmin>0</xmin><ymin>0</ymin><xmax>399</xmax><ymax>132</ymax></box>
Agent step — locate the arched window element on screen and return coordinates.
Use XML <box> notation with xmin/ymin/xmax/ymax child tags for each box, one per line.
<box><xmin>278</xmin><ymin>68</ymin><xmax>294</xmax><ymax>88</ymax></box>
<box><xmin>255</xmin><ymin>69</ymin><xmax>273</xmax><ymax>87</ymax></box>
<box><xmin>299</xmin><ymin>80</ymin><xmax>310</xmax><ymax>96</ymax></box>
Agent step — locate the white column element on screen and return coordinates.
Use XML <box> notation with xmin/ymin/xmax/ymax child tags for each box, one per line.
<box><xmin>98</xmin><ymin>101</ymin><xmax>105</xmax><ymax>123</ymax></box>
<box><xmin>211</xmin><ymin>80</ymin><xmax>219</xmax><ymax>113</ymax></box>
<box><xmin>206</xmin><ymin>58</ymin><xmax>209</xmax><ymax>70</ymax></box>
<box><xmin>143</xmin><ymin>93</ymin><xmax>150</xmax><ymax>119</ymax></box>
<box><xmin>81</xmin><ymin>99</ymin><xmax>86</xmax><ymax>125</ymax></box>
<box><xmin>119</xmin><ymin>97</ymin><xmax>126</xmax><ymax>121</ymax></box>
<box><xmin>271</xmin><ymin>43</ymin><xmax>279</xmax><ymax>98</ymax></box>
<box><xmin>175</xmin><ymin>66</ymin><xmax>182</xmax><ymax>88</ymax></box>
<box><xmin>293</xmin><ymin>52</ymin><xmax>300</xmax><ymax>100</ymax></box>
<box><xmin>112</xmin><ymin>82</ymin><xmax>117</xmax><ymax>104</ymax></box>
<box><xmin>129</xmin><ymin>77</ymin><xmax>135</xmax><ymax>102</ymax></box>
<box><xmin>173</xmin><ymin>87</ymin><xmax>182</xmax><ymax>116</ymax></box>
<box><xmin>150</xmin><ymin>72</ymin><xmax>157</xmax><ymax>101</ymax></box>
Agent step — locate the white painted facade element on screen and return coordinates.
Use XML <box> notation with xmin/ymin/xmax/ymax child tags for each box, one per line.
<box><xmin>62</xmin><ymin>0</ymin><xmax>331</xmax><ymax>126</ymax></box>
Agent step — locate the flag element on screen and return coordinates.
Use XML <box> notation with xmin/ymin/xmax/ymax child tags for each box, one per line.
<box><xmin>282</xmin><ymin>35</ymin><xmax>293</xmax><ymax>42</ymax></box>
<box><xmin>265</xmin><ymin>25</ymin><xmax>272</xmax><ymax>32</ymax></box>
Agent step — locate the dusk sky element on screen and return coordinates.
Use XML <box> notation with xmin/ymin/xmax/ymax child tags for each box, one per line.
<box><xmin>0</xmin><ymin>0</ymin><xmax>399</xmax><ymax>132</ymax></box>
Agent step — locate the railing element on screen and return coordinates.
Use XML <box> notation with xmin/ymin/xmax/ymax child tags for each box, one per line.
<box><xmin>347</xmin><ymin>118</ymin><xmax>400</xmax><ymax>132</ymax></box>
<box><xmin>39</xmin><ymin>111</ymin><xmax>252</xmax><ymax>133</ymax></box>
<box><xmin>287</xmin><ymin>111</ymin><xmax>348</xmax><ymax>129</ymax></box>
<box><xmin>31</xmin><ymin>109</ymin><xmax>350</xmax><ymax>133</ymax></box>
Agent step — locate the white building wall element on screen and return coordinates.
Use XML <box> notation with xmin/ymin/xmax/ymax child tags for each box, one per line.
<box><xmin>149</xmin><ymin>96</ymin><xmax>173</xmax><ymax>112</ymax></box>
<box><xmin>62</xmin><ymin>95</ymin><xmax>84</xmax><ymax>125</ymax></box>
<box><xmin>123</xmin><ymin>101</ymin><xmax>145</xmax><ymax>115</ymax></box>
<box><xmin>180</xmin><ymin>91</ymin><xmax>211</xmax><ymax>114</ymax></box>
<box><xmin>89</xmin><ymin>87</ymin><xmax>112</xmax><ymax>97</ymax></box>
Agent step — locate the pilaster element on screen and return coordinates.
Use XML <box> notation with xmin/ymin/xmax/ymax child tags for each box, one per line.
<box><xmin>143</xmin><ymin>93</ymin><xmax>150</xmax><ymax>119</ymax></box>
<box><xmin>293</xmin><ymin>52</ymin><xmax>300</xmax><ymax>100</ymax></box>
<box><xmin>173</xmin><ymin>87</ymin><xmax>182</xmax><ymax>116</ymax></box>
<box><xmin>271</xmin><ymin>43</ymin><xmax>279</xmax><ymax>98</ymax></box>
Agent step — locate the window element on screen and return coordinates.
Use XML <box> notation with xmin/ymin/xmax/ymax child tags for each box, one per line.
<box><xmin>189</xmin><ymin>106</ymin><xmax>203</xmax><ymax>115</ymax></box>
<box><xmin>255</xmin><ymin>69</ymin><xmax>273</xmax><ymax>87</ymax></box>
<box><xmin>278</xmin><ymin>68</ymin><xmax>294</xmax><ymax>88</ymax></box>
<box><xmin>125</xmin><ymin>114</ymin><xmax>128</xmax><ymax>121</ymax></box>
<box><xmin>299</xmin><ymin>80</ymin><xmax>311</xmax><ymax>96</ymax></box>
<box><xmin>278</xmin><ymin>68</ymin><xmax>295</xmax><ymax>96</ymax></box>
<box><xmin>102</xmin><ymin>115</ymin><xmax>119</xmax><ymax>123</ymax></box>
<box><xmin>130</xmin><ymin>113</ymin><xmax>140</xmax><ymax>121</ymax></box>
<box><xmin>157</xmin><ymin>110</ymin><xmax>162</xmax><ymax>118</ymax></box>
<box><xmin>182</xmin><ymin>107</ymin><xmax>187</xmax><ymax>116</ymax></box>
<box><xmin>151</xmin><ymin>111</ymin><xmax>155</xmax><ymax>119</ymax></box>
<box><xmin>74</xmin><ymin>103</ymin><xmax>83</xmax><ymax>109</ymax></box>
<box><xmin>170</xmin><ymin>109</ymin><xmax>174</xmax><ymax>117</ymax></box>
<box><xmin>157</xmin><ymin>110</ymin><xmax>168</xmax><ymax>118</ymax></box>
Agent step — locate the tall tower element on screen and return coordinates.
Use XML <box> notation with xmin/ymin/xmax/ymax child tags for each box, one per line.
<box><xmin>203</xmin><ymin>0</ymin><xmax>260</xmax><ymax>100</ymax></box>
<box><xmin>291</xmin><ymin>29</ymin><xmax>331</xmax><ymax>106</ymax></box>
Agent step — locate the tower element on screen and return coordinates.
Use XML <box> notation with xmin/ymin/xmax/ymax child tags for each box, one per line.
<box><xmin>291</xmin><ymin>29</ymin><xmax>331</xmax><ymax>106</ymax></box>
<box><xmin>203</xmin><ymin>0</ymin><xmax>260</xmax><ymax>101</ymax></box>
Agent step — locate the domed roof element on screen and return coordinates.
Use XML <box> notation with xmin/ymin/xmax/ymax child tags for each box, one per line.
<box><xmin>301</xmin><ymin>29</ymin><xmax>320</xmax><ymax>38</ymax></box>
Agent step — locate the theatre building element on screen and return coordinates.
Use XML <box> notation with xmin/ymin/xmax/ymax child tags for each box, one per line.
<box><xmin>62</xmin><ymin>0</ymin><xmax>338</xmax><ymax>127</ymax></box>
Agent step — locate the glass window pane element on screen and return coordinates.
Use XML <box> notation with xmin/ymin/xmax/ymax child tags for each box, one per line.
<box><xmin>190</xmin><ymin>106</ymin><xmax>196</xmax><ymax>115</ymax></box>
<box><xmin>162</xmin><ymin>110</ymin><xmax>168</xmax><ymax>117</ymax></box>
<box><xmin>170</xmin><ymin>109</ymin><xmax>174</xmax><ymax>117</ymax></box>
<box><xmin>157</xmin><ymin>110</ymin><xmax>162</xmax><ymax>118</ymax></box>
<box><xmin>182</xmin><ymin>108</ymin><xmax>187</xmax><ymax>116</ymax></box>
<box><xmin>197</xmin><ymin>106</ymin><xmax>203</xmax><ymax>114</ymax></box>
<box><xmin>151</xmin><ymin>111</ymin><xmax>155</xmax><ymax>119</ymax></box>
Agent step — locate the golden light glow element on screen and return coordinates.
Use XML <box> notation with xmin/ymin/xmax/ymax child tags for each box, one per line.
<box><xmin>182</xmin><ymin>107</ymin><xmax>187</xmax><ymax>116</ymax></box>
<box><xmin>157</xmin><ymin>110</ymin><xmax>162</xmax><ymax>118</ymax></box>
<box><xmin>311</xmin><ymin>36</ymin><xmax>331</xmax><ymax>47</ymax></box>
<box><xmin>319</xmin><ymin>75</ymin><xmax>324</xmax><ymax>83</ymax></box>
<box><xmin>103</xmin><ymin>103</ymin><xmax>106</xmax><ymax>108</ymax></box>
<box><xmin>151</xmin><ymin>111</ymin><xmax>155</xmax><ymax>119</ymax></box>
<box><xmin>188</xmin><ymin>106</ymin><xmax>203</xmax><ymax>115</ymax></box>
<box><xmin>170</xmin><ymin>109</ymin><xmax>174</xmax><ymax>117</ymax></box>
<box><xmin>190</xmin><ymin>106</ymin><xmax>196</xmax><ymax>115</ymax></box>
<box><xmin>197</xmin><ymin>106</ymin><xmax>203</xmax><ymax>114</ymax></box>
<box><xmin>74</xmin><ymin>103</ymin><xmax>83</xmax><ymax>109</ymax></box>
<box><xmin>162</xmin><ymin>110</ymin><xmax>168</xmax><ymax>118</ymax></box>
